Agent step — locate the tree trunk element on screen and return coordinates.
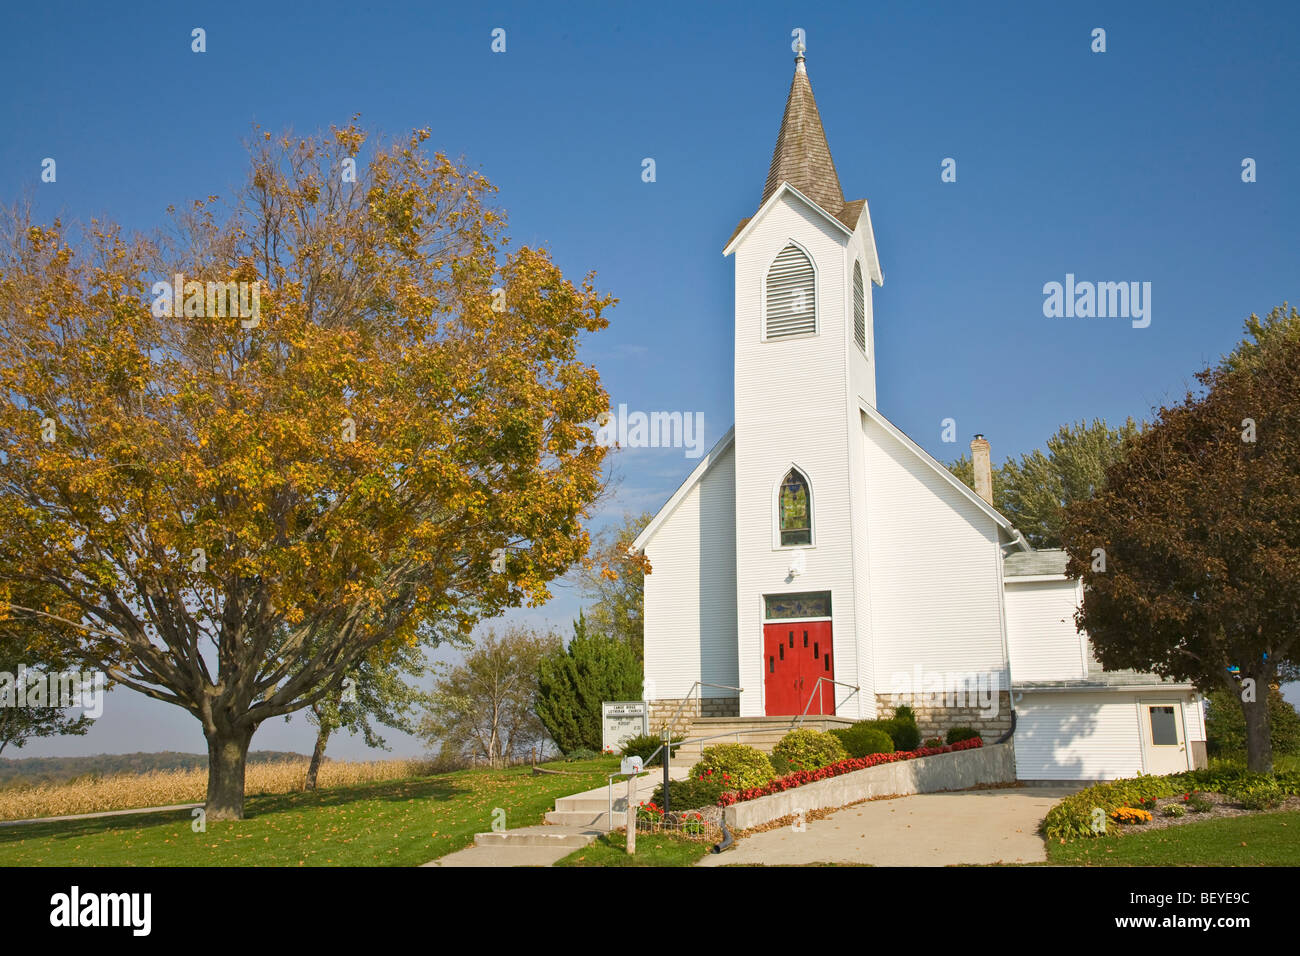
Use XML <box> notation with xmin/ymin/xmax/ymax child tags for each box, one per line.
<box><xmin>205</xmin><ymin>724</ymin><xmax>254</xmax><ymax>821</ymax></box>
<box><xmin>1242</xmin><ymin>687</ymin><xmax>1273</xmax><ymax>773</ymax></box>
<box><xmin>305</xmin><ymin>723</ymin><xmax>330</xmax><ymax>791</ymax></box>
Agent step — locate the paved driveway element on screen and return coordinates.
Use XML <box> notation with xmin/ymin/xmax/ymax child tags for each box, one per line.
<box><xmin>696</xmin><ymin>787</ymin><xmax>1078</xmax><ymax>867</ymax></box>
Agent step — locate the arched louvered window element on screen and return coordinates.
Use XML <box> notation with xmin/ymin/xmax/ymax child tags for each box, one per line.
<box><xmin>853</xmin><ymin>260</ymin><xmax>866</xmax><ymax>354</ymax></box>
<box><xmin>778</xmin><ymin>468</ymin><xmax>812</xmax><ymax>547</ymax></box>
<box><xmin>765</xmin><ymin>243</ymin><xmax>816</xmax><ymax>339</ymax></box>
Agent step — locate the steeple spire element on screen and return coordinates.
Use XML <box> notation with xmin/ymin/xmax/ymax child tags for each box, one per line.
<box><xmin>761</xmin><ymin>48</ymin><xmax>844</xmax><ymax>213</ymax></box>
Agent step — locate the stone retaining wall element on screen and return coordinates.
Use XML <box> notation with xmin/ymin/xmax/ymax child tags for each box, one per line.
<box><xmin>647</xmin><ymin>696</ymin><xmax>740</xmax><ymax>734</ymax></box>
<box><xmin>875</xmin><ymin>692</ymin><xmax>1013</xmax><ymax>742</ymax></box>
<box><xmin>722</xmin><ymin>741</ymin><xmax>1016</xmax><ymax>831</ymax></box>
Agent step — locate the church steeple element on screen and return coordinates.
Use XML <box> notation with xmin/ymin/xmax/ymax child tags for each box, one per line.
<box><xmin>761</xmin><ymin>49</ymin><xmax>844</xmax><ymax>214</ymax></box>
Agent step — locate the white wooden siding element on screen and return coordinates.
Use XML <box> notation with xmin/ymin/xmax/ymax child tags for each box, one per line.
<box><xmin>641</xmin><ymin>444</ymin><xmax>738</xmax><ymax>702</ymax></box>
<box><xmin>864</xmin><ymin>416</ymin><xmax>1008</xmax><ymax>691</ymax></box>
<box><xmin>732</xmin><ymin>193</ymin><xmax>864</xmax><ymax>717</ymax></box>
<box><xmin>1183</xmin><ymin>696</ymin><xmax>1206</xmax><ymax>742</ymax></box>
<box><xmin>1015</xmin><ymin>691</ymin><xmax>1200</xmax><ymax>780</ymax></box>
<box><xmin>1005</xmin><ymin>579</ymin><xmax>1088</xmax><ymax>682</ymax></box>
<box><xmin>1015</xmin><ymin>692</ymin><xmax>1146</xmax><ymax>780</ymax></box>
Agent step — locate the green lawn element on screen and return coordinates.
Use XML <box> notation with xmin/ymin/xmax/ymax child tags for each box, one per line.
<box><xmin>0</xmin><ymin>757</ymin><xmax>619</xmax><ymax>867</ymax></box>
<box><xmin>1047</xmin><ymin>810</ymin><xmax>1300</xmax><ymax>866</ymax></box>
<box><xmin>555</xmin><ymin>831</ymin><xmax>712</xmax><ymax>867</ymax></box>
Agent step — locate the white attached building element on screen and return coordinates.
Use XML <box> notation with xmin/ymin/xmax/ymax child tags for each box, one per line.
<box><xmin>632</xmin><ymin>51</ymin><xmax>1206</xmax><ymax>781</ymax></box>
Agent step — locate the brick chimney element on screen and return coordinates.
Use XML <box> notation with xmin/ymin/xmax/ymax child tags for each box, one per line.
<box><xmin>970</xmin><ymin>434</ymin><xmax>993</xmax><ymax>505</ymax></box>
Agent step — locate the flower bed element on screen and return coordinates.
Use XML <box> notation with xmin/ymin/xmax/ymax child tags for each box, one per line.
<box><xmin>717</xmin><ymin>737</ymin><xmax>983</xmax><ymax>806</ymax></box>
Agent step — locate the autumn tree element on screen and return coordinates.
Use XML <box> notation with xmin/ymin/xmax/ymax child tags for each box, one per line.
<box><xmin>1062</xmin><ymin>307</ymin><xmax>1300</xmax><ymax>772</ymax></box>
<box><xmin>0</xmin><ymin>124</ymin><xmax>613</xmax><ymax>818</ymax></box>
<box><xmin>419</xmin><ymin>625</ymin><xmax>557</xmax><ymax>768</ymax></box>
<box><xmin>577</xmin><ymin>511</ymin><xmax>651</xmax><ymax>658</ymax></box>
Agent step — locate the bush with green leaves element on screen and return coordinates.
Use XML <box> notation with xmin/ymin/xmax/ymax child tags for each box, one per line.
<box><xmin>853</xmin><ymin>716</ymin><xmax>920</xmax><ymax>753</ymax></box>
<box><xmin>830</xmin><ymin>724</ymin><xmax>895</xmax><ymax>758</ymax></box>
<box><xmin>923</xmin><ymin>737</ymin><xmax>944</xmax><ymax>749</ymax></box>
<box><xmin>769</xmin><ymin>752</ymin><xmax>791</xmax><ymax>776</ymax></box>
<box><xmin>1161</xmin><ymin>803</ymin><xmax>1186</xmax><ymax>818</ymax></box>
<box><xmin>945</xmin><ymin>727</ymin><xmax>981</xmax><ymax>745</ymax></box>
<box><xmin>1044</xmin><ymin>768</ymin><xmax>1300</xmax><ymax>841</ymax></box>
<box><xmin>689</xmin><ymin>744</ymin><xmax>776</xmax><ymax>790</ymax></box>
<box><xmin>535</xmin><ymin>614</ymin><xmax>642</xmax><ymax>753</ymax></box>
<box><xmin>1227</xmin><ymin>778</ymin><xmax>1286</xmax><ymax>810</ymax></box>
<box><xmin>619</xmin><ymin>734</ymin><xmax>682</xmax><ymax>766</ymax></box>
<box><xmin>565</xmin><ymin>747</ymin><xmax>598</xmax><ymax>761</ymax></box>
<box><xmin>651</xmin><ymin>775</ymin><xmax>728</xmax><ymax>811</ymax></box>
<box><xmin>772</xmin><ymin>728</ymin><xmax>848</xmax><ymax>772</ymax></box>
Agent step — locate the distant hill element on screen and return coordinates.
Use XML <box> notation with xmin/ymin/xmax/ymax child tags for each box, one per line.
<box><xmin>0</xmin><ymin>751</ymin><xmax>309</xmax><ymax>789</ymax></box>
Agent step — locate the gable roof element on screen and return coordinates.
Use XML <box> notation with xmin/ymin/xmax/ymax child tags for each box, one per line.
<box><xmin>857</xmin><ymin>401</ymin><xmax>1029</xmax><ymax>551</ymax></box>
<box><xmin>632</xmin><ymin>408</ymin><xmax>1032</xmax><ymax>554</ymax></box>
<box><xmin>631</xmin><ymin>428</ymin><xmax>735</xmax><ymax>552</ymax></box>
<box><xmin>762</xmin><ymin>53</ymin><xmax>844</xmax><ymax>214</ymax></box>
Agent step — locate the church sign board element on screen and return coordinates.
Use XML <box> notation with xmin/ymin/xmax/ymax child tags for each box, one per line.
<box><xmin>601</xmin><ymin>701</ymin><xmax>649</xmax><ymax>753</ymax></box>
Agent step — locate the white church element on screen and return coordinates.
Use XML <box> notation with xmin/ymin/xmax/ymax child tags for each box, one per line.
<box><xmin>631</xmin><ymin>51</ymin><xmax>1206</xmax><ymax>782</ymax></box>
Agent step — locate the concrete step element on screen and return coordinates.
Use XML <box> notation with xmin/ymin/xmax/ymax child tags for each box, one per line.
<box><xmin>544</xmin><ymin>809</ymin><xmax>623</xmax><ymax>828</ymax></box>
<box><xmin>473</xmin><ymin>825</ymin><xmax>600</xmax><ymax>849</ymax></box>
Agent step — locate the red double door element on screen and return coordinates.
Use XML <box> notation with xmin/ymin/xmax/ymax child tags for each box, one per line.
<box><xmin>763</xmin><ymin>620</ymin><xmax>834</xmax><ymax>716</ymax></box>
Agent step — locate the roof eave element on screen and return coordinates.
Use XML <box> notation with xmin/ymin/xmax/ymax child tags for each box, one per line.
<box><xmin>723</xmin><ymin>181</ymin><xmax>854</xmax><ymax>257</ymax></box>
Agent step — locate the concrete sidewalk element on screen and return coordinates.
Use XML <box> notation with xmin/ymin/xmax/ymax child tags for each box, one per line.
<box><xmin>0</xmin><ymin>802</ymin><xmax>202</xmax><ymax>827</ymax></box>
<box><xmin>697</xmin><ymin>787</ymin><xmax>1078</xmax><ymax>867</ymax></box>
<box><xmin>425</xmin><ymin>766</ymin><xmax>690</xmax><ymax>867</ymax></box>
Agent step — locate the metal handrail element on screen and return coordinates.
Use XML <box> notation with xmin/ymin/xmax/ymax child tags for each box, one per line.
<box><xmin>793</xmin><ymin>677</ymin><xmax>861</xmax><ymax>727</ymax></box>
<box><xmin>643</xmin><ymin>681</ymin><xmax>744</xmax><ymax>767</ymax></box>
<box><xmin>609</xmin><ymin>681</ymin><xmax>743</xmax><ymax>829</ymax></box>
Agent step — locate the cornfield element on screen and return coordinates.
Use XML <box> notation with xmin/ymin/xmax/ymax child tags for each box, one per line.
<box><xmin>0</xmin><ymin>758</ymin><xmax>439</xmax><ymax>822</ymax></box>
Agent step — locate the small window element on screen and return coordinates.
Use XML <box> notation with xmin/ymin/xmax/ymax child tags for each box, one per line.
<box><xmin>764</xmin><ymin>591</ymin><xmax>832</xmax><ymax>620</ymax></box>
<box><xmin>778</xmin><ymin>468</ymin><xmax>812</xmax><ymax>546</ymax></box>
<box><xmin>853</xmin><ymin>260</ymin><xmax>866</xmax><ymax>354</ymax></box>
<box><xmin>1149</xmin><ymin>706</ymin><xmax>1178</xmax><ymax>746</ymax></box>
<box><xmin>765</xmin><ymin>243</ymin><xmax>816</xmax><ymax>339</ymax></box>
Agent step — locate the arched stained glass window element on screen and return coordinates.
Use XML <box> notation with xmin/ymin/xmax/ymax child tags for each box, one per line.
<box><xmin>779</xmin><ymin>468</ymin><xmax>812</xmax><ymax>546</ymax></box>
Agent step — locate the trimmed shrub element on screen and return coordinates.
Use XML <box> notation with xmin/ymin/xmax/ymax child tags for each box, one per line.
<box><xmin>620</xmin><ymin>734</ymin><xmax>683</xmax><ymax>767</ymax></box>
<box><xmin>651</xmin><ymin>775</ymin><xmax>728</xmax><ymax>811</ymax></box>
<box><xmin>772</xmin><ymin>729</ymin><xmax>848</xmax><ymax>771</ymax></box>
<box><xmin>854</xmin><ymin>717</ymin><xmax>921</xmax><ymax>753</ymax></box>
<box><xmin>892</xmin><ymin>704</ymin><xmax>917</xmax><ymax>725</ymax></box>
<box><xmin>923</xmin><ymin>737</ymin><xmax>944</xmax><ymax>749</ymax></box>
<box><xmin>1228</xmin><ymin>778</ymin><xmax>1285</xmax><ymax>810</ymax></box>
<box><xmin>689</xmin><ymin>744</ymin><xmax>776</xmax><ymax>791</ymax></box>
<box><xmin>830</xmin><ymin>725</ymin><xmax>895</xmax><ymax>758</ymax></box>
<box><xmin>769</xmin><ymin>752</ymin><xmax>792</xmax><ymax>776</ymax></box>
<box><xmin>565</xmin><ymin>748</ymin><xmax>598</xmax><ymax>761</ymax></box>
<box><xmin>945</xmin><ymin>727</ymin><xmax>981</xmax><ymax>745</ymax></box>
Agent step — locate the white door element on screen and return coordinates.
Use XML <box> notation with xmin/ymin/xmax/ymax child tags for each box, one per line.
<box><xmin>1140</xmin><ymin>701</ymin><xmax>1189</xmax><ymax>774</ymax></box>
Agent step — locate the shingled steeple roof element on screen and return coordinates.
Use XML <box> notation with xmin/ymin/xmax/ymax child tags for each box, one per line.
<box><xmin>761</xmin><ymin>51</ymin><xmax>844</xmax><ymax>214</ymax></box>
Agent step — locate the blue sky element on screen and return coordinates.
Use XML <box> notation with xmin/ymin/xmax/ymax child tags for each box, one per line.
<box><xmin>3</xmin><ymin>1</ymin><xmax>1297</xmax><ymax>758</ymax></box>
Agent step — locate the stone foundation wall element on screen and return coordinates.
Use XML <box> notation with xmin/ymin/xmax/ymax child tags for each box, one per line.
<box><xmin>875</xmin><ymin>691</ymin><xmax>1013</xmax><ymax>743</ymax></box>
<box><xmin>647</xmin><ymin>696</ymin><xmax>740</xmax><ymax>734</ymax></box>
